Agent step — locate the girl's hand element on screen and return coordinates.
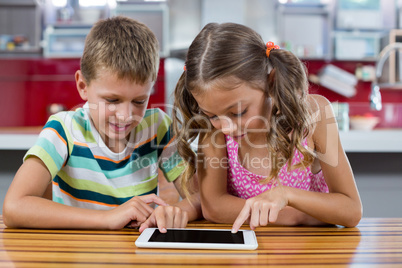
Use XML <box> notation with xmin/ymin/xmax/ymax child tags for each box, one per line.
<box><xmin>104</xmin><ymin>194</ymin><xmax>168</xmax><ymax>230</ymax></box>
<box><xmin>231</xmin><ymin>186</ymin><xmax>288</xmax><ymax>233</ymax></box>
<box><xmin>138</xmin><ymin>205</ymin><xmax>189</xmax><ymax>233</ymax></box>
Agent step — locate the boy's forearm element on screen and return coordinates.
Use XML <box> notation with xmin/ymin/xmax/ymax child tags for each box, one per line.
<box><xmin>3</xmin><ymin>196</ymin><xmax>106</xmax><ymax>229</ymax></box>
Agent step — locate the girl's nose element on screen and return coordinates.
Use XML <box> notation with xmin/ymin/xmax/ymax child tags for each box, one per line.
<box><xmin>220</xmin><ymin>117</ymin><xmax>237</xmax><ymax>135</ymax></box>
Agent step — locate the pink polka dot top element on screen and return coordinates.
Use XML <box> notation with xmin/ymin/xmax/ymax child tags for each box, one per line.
<box><xmin>225</xmin><ymin>135</ymin><xmax>329</xmax><ymax>199</ymax></box>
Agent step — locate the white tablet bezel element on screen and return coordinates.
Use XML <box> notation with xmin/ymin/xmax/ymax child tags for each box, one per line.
<box><xmin>135</xmin><ymin>228</ymin><xmax>258</xmax><ymax>250</ymax></box>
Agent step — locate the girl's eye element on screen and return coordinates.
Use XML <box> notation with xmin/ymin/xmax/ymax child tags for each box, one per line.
<box><xmin>232</xmin><ymin>108</ymin><xmax>248</xmax><ymax>117</ymax></box>
<box><xmin>200</xmin><ymin>111</ymin><xmax>217</xmax><ymax>120</ymax></box>
<box><xmin>106</xmin><ymin>99</ymin><xmax>118</xmax><ymax>103</ymax></box>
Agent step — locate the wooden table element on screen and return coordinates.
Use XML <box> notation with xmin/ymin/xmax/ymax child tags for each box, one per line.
<box><xmin>1</xmin><ymin>216</ymin><xmax>401</xmax><ymax>267</ymax></box>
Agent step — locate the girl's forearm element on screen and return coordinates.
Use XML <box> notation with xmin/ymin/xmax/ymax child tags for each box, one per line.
<box><xmin>201</xmin><ymin>193</ymin><xmax>247</xmax><ymax>223</ymax></box>
<box><xmin>286</xmin><ymin>187</ymin><xmax>362</xmax><ymax>227</ymax></box>
<box><xmin>173</xmin><ymin>193</ymin><xmax>203</xmax><ymax>222</ymax></box>
<box><xmin>272</xmin><ymin>206</ymin><xmax>329</xmax><ymax>226</ymax></box>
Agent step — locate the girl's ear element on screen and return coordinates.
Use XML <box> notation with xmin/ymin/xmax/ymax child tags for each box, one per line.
<box><xmin>75</xmin><ymin>70</ymin><xmax>88</xmax><ymax>101</ymax></box>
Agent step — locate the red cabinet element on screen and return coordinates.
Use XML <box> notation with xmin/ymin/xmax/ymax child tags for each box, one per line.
<box><xmin>0</xmin><ymin>58</ymin><xmax>165</xmax><ymax>127</ymax></box>
<box><xmin>1</xmin><ymin>57</ymin><xmax>400</xmax><ymax>128</ymax></box>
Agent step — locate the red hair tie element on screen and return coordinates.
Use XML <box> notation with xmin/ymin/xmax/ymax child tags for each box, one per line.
<box><xmin>266</xmin><ymin>41</ymin><xmax>280</xmax><ymax>58</ymax></box>
<box><xmin>183</xmin><ymin>65</ymin><xmax>187</xmax><ymax>71</ymax></box>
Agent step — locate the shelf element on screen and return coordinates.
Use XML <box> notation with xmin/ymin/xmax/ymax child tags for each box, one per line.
<box><xmin>0</xmin><ymin>47</ymin><xmax>41</xmax><ymax>54</ymax></box>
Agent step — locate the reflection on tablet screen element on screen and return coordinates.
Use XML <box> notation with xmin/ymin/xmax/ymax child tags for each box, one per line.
<box><xmin>149</xmin><ymin>229</ymin><xmax>244</xmax><ymax>244</ymax></box>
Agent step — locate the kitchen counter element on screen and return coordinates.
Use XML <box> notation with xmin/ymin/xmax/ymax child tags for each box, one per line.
<box><xmin>1</xmin><ymin>128</ymin><xmax>402</xmax><ymax>152</ymax></box>
<box><xmin>0</xmin><ymin>127</ymin><xmax>42</xmax><ymax>150</ymax></box>
<box><xmin>339</xmin><ymin>129</ymin><xmax>402</xmax><ymax>152</ymax></box>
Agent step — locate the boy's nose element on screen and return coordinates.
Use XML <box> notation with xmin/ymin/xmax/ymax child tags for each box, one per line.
<box><xmin>116</xmin><ymin>103</ymin><xmax>133</xmax><ymax>121</ymax></box>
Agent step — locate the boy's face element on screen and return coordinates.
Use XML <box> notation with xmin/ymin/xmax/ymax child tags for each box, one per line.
<box><xmin>75</xmin><ymin>69</ymin><xmax>153</xmax><ymax>150</ymax></box>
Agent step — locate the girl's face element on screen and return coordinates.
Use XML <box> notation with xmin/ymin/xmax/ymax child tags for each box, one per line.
<box><xmin>75</xmin><ymin>69</ymin><xmax>153</xmax><ymax>151</ymax></box>
<box><xmin>192</xmin><ymin>81</ymin><xmax>270</xmax><ymax>141</ymax></box>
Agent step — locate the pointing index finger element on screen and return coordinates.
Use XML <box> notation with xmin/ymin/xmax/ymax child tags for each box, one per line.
<box><xmin>232</xmin><ymin>203</ymin><xmax>251</xmax><ymax>233</ymax></box>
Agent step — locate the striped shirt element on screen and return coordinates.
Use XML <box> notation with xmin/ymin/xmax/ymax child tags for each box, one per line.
<box><xmin>24</xmin><ymin>105</ymin><xmax>184</xmax><ymax>210</ymax></box>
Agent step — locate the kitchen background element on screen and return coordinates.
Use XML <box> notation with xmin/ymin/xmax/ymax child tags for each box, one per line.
<box><xmin>0</xmin><ymin>0</ymin><xmax>401</xmax><ymax>217</ymax></box>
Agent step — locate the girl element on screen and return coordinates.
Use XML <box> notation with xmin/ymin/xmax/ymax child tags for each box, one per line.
<box><xmin>173</xmin><ymin>22</ymin><xmax>362</xmax><ymax>232</ymax></box>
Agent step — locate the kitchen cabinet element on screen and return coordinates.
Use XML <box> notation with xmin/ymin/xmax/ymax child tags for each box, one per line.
<box><xmin>0</xmin><ymin>58</ymin><xmax>81</xmax><ymax>126</ymax></box>
<box><xmin>276</xmin><ymin>0</ymin><xmax>396</xmax><ymax>61</ymax></box>
<box><xmin>41</xmin><ymin>2</ymin><xmax>169</xmax><ymax>58</ymax></box>
<box><xmin>332</xmin><ymin>0</ymin><xmax>395</xmax><ymax>61</ymax></box>
<box><xmin>277</xmin><ymin>2</ymin><xmax>333</xmax><ymax>60</ymax></box>
<box><xmin>0</xmin><ymin>58</ymin><xmax>166</xmax><ymax>127</ymax></box>
<box><xmin>43</xmin><ymin>26</ymin><xmax>91</xmax><ymax>58</ymax></box>
<box><xmin>0</xmin><ymin>0</ymin><xmax>42</xmax><ymax>55</ymax></box>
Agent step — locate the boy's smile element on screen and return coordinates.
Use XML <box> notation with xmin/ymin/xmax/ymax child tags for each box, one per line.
<box><xmin>75</xmin><ymin>69</ymin><xmax>153</xmax><ymax>152</ymax></box>
<box><xmin>109</xmin><ymin>122</ymin><xmax>133</xmax><ymax>133</ymax></box>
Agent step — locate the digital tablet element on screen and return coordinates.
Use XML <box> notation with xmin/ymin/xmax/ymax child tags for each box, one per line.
<box><xmin>135</xmin><ymin>228</ymin><xmax>258</xmax><ymax>250</ymax></box>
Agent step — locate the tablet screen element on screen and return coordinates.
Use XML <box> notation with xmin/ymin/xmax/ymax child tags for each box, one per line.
<box><xmin>148</xmin><ymin>229</ymin><xmax>244</xmax><ymax>244</ymax></box>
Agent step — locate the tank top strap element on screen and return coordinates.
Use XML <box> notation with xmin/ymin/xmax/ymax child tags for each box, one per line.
<box><xmin>225</xmin><ymin>135</ymin><xmax>239</xmax><ymax>160</ymax></box>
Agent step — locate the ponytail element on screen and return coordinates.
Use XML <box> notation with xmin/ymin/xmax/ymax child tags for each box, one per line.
<box><xmin>262</xmin><ymin>49</ymin><xmax>315</xmax><ymax>183</ymax></box>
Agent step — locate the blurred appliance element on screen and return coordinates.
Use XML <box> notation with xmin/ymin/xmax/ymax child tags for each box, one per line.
<box><xmin>0</xmin><ymin>0</ymin><xmax>42</xmax><ymax>54</ymax></box>
<box><xmin>331</xmin><ymin>102</ymin><xmax>349</xmax><ymax>131</ymax></box>
<box><xmin>42</xmin><ymin>2</ymin><xmax>168</xmax><ymax>58</ymax></box>
<box><xmin>317</xmin><ymin>64</ymin><xmax>357</xmax><ymax>98</ymax></box>
<box><xmin>336</xmin><ymin>0</ymin><xmax>382</xmax><ymax>30</ymax></box>
<box><xmin>276</xmin><ymin>2</ymin><xmax>332</xmax><ymax>59</ymax></box>
<box><xmin>336</xmin><ymin>0</ymin><xmax>396</xmax><ymax>30</ymax></box>
<box><xmin>111</xmin><ymin>3</ymin><xmax>169</xmax><ymax>57</ymax></box>
<box><xmin>334</xmin><ymin>31</ymin><xmax>385</xmax><ymax>60</ymax></box>
<box><xmin>43</xmin><ymin>25</ymin><xmax>91</xmax><ymax>58</ymax></box>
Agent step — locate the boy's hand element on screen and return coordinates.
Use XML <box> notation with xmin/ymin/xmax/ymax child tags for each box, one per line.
<box><xmin>104</xmin><ymin>194</ymin><xmax>168</xmax><ymax>230</ymax></box>
<box><xmin>138</xmin><ymin>205</ymin><xmax>188</xmax><ymax>233</ymax></box>
<box><xmin>232</xmin><ymin>186</ymin><xmax>288</xmax><ymax>233</ymax></box>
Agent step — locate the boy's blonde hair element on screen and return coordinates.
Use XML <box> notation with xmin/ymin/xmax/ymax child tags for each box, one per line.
<box><xmin>81</xmin><ymin>16</ymin><xmax>159</xmax><ymax>85</ymax></box>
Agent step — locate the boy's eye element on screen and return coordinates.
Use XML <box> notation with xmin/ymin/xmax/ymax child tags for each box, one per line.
<box><xmin>133</xmin><ymin>100</ymin><xmax>146</xmax><ymax>105</ymax></box>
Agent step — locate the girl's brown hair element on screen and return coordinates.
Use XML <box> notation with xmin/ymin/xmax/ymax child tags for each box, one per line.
<box><xmin>173</xmin><ymin>23</ymin><xmax>315</xmax><ymax>198</ymax></box>
<box><xmin>81</xmin><ymin>16</ymin><xmax>159</xmax><ymax>85</ymax></box>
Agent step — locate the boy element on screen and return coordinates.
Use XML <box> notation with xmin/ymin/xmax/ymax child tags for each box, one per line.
<box><xmin>3</xmin><ymin>16</ymin><xmax>201</xmax><ymax>232</ymax></box>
